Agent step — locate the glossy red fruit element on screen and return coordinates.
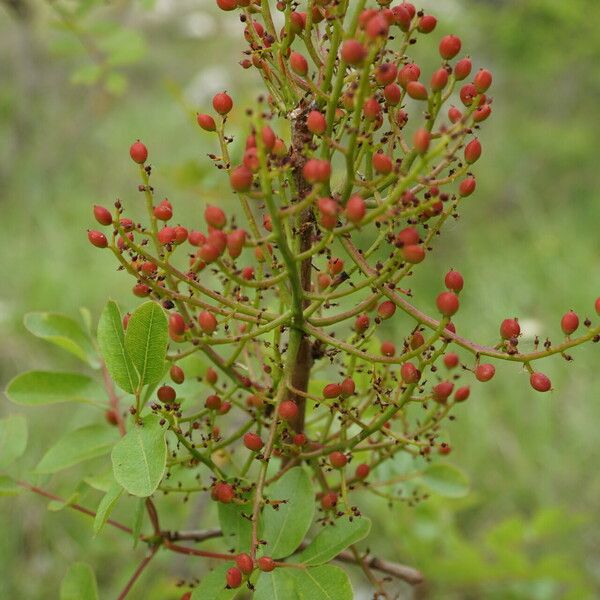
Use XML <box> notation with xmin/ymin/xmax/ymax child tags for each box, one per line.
<box><xmin>372</xmin><ymin>152</ymin><xmax>393</xmax><ymax>174</ymax></box>
<box><xmin>88</xmin><ymin>230</ymin><xmax>108</xmax><ymax>248</ymax></box>
<box><xmin>157</xmin><ymin>385</ymin><xmax>176</xmax><ymax>403</ymax></box>
<box><xmin>459</xmin><ymin>83</ymin><xmax>479</xmax><ymax>107</ymax></box>
<box><xmin>323</xmin><ymin>383</ymin><xmax>342</xmax><ymax>399</ymax></box>
<box><xmin>474</xmin><ymin>68</ymin><xmax>493</xmax><ymax>93</ymax></box>
<box><xmin>243</xmin><ymin>432</ymin><xmax>264</xmax><ymax>452</ymax></box>
<box><xmin>279</xmin><ymin>400</ymin><xmax>299</xmax><ymax>422</ymax></box>
<box><xmin>340</xmin><ymin>377</ymin><xmax>355</xmax><ymax>398</ymax></box>
<box><xmin>444</xmin><ymin>270</ymin><xmax>464</xmax><ymax>292</ymax></box>
<box><xmin>406</xmin><ymin>81</ymin><xmax>428</xmax><ymax>100</ymax></box>
<box><xmin>341</xmin><ymin>39</ymin><xmax>367</xmax><ymax>65</ymax></box>
<box><xmin>401</xmin><ymin>362</ymin><xmax>420</xmax><ymax>383</ymax></box>
<box><xmin>475</xmin><ymin>363</ymin><xmax>495</xmax><ymax>382</ymax></box>
<box><xmin>227</xmin><ymin>229</ymin><xmax>247</xmax><ymax>259</ymax></box>
<box><xmin>93</xmin><ymin>205</ymin><xmax>112</xmax><ymax>226</ymax></box>
<box><xmin>212</xmin><ymin>92</ymin><xmax>233</xmax><ymax>115</ymax></box>
<box><xmin>454</xmin><ymin>57</ymin><xmax>472</xmax><ymax>81</ymax></box>
<box><xmin>216</xmin><ymin>0</ymin><xmax>237</xmax><ymax>10</ymax></box>
<box><xmin>561</xmin><ymin>311</ymin><xmax>579</xmax><ymax>335</ymax></box>
<box><xmin>436</xmin><ymin>291</ymin><xmax>459</xmax><ymax>317</ymax></box>
<box><xmin>464</xmin><ymin>139</ymin><xmax>482</xmax><ymax>164</ymax></box>
<box><xmin>383</xmin><ymin>83</ymin><xmax>402</xmax><ymax>105</ymax></box>
<box><xmin>214</xmin><ymin>482</ymin><xmax>234</xmax><ymax>503</ymax></box>
<box><xmin>174</xmin><ymin>225</ymin><xmax>188</xmax><ymax>245</ymax></box>
<box><xmin>204</xmin><ymin>205</ymin><xmax>226</xmax><ymax>229</ymax></box>
<box><xmin>375</xmin><ymin>63</ymin><xmax>398</xmax><ymax>86</ymax></box>
<box><xmin>454</xmin><ymin>386</ymin><xmax>470</xmax><ymax>402</ymax></box>
<box><xmin>346</xmin><ymin>195</ymin><xmax>366</xmax><ymax>224</ymax></box>
<box><xmin>290</xmin><ymin>50</ymin><xmax>309</xmax><ymax>75</ymax></box>
<box><xmin>257</xmin><ymin>557</ymin><xmax>276</xmax><ymax>572</ymax></box>
<box><xmin>293</xmin><ymin>432</ymin><xmax>307</xmax><ymax>446</ymax></box>
<box><xmin>169</xmin><ymin>312</ymin><xmax>186</xmax><ymax>337</ymax></box>
<box><xmin>363</xmin><ymin>97</ymin><xmax>381</xmax><ymax>120</ymax></box>
<box><xmin>433</xmin><ymin>381</ymin><xmax>454</xmax><ymax>403</ymax></box>
<box><xmin>417</xmin><ymin>14</ymin><xmax>437</xmax><ymax>33</ymax></box>
<box><xmin>205</xmin><ymin>394</ymin><xmax>222</xmax><ymax>410</ymax></box>
<box><xmin>154</xmin><ymin>201</ymin><xmax>172</xmax><ymax>221</ymax></box>
<box><xmin>320</xmin><ymin>491</ymin><xmax>338</xmax><ymax>510</ymax></box>
<box><xmin>129</xmin><ymin>140</ymin><xmax>148</xmax><ymax>164</ymax></box>
<box><xmin>439</xmin><ymin>35</ymin><xmax>461</xmax><ymax>60</ymax></box>
<box><xmin>226</xmin><ymin>567</ymin><xmax>242</xmax><ymax>589</ymax></box>
<box><xmin>402</xmin><ymin>244</ymin><xmax>425</xmax><ymax>264</ymax></box>
<box><xmin>500</xmin><ymin>318</ymin><xmax>521</xmax><ymax>340</ymax></box>
<box><xmin>448</xmin><ymin>105</ymin><xmax>462</xmax><ymax>124</ymax></box>
<box><xmin>230</xmin><ymin>165</ymin><xmax>253</xmax><ymax>192</ymax></box>
<box><xmin>307</xmin><ymin>110</ymin><xmax>327</xmax><ymax>135</ymax></box>
<box><xmin>328</xmin><ymin>257</ymin><xmax>344</xmax><ymax>275</ymax></box>
<box><xmin>366</xmin><ymin>14</ymin><xmax>389</xmax><ymax>39</ymax></box>
<box><xmin>443</xmin><ymin>353</ymin><xmax>459</xmax><ymax>369</ymax></box>
<box><xmin>380</xmin><ymin>341</ymin><xmax>396</xmax><ymax>357</ymax></box>
<box><xmin>430</xmin><ymin>67</ymin><xmax>448</xmax><ymax>91</ymax></box>
<box><xmin>197</xmin><ymin>113</ymin><xmax>216</xmax><ymax>131</ymax></box>
<box><xmin>317</xmin><ymin>273</ymin><xmax>331</xmax><ymax>289</ymax></box>
<box><xmin>459</xmin><ymin>177</ymin><xmax>476</xmax><ymax>197</ymax></box>
<box><xmin>377</xmin><ymin>300</ymin><xmax>396</xmax><ymax>320</ymax></box>
<box><xmin>398</xmin><ymin>63</ymin><xmax>420</xmax><ymax>88</ymax></box>
<box><xmin>329</xmin><ymin>451</ymin><xmax>348</xmax><ymax>469</ymax></box>
<box><xmin>355</xmin><ymin>463</ymin><xmax>370</xmax><ymax>479</ymax></box>
<box><xmin>236</xmin><ymin>553</ymin><xmax>254</xmax><ymax>575</ymax></box>
<box><xmin>199</xmin><ymin>311</ymin><xmax>217</xmax><ymax>334</ymax></box>
<box><xmin>395</xmin><ymin>227</ymin><xmax>419</xmax><ymax>246</ymax></box>
<box><xmin>206</xmin><ymin>367</ymin><xmax>218</xmax><ymax>385</ymax></box>
<box><xmin>413</xmin><ymin>128</ymin><xmax>431</xmax><ymax>154</ymax></box>
<box><xmin>530</xmin><ymin>372</ymin><xmax>551</xmax><ymax>392</ymax></box>
<box><xmin>595</xmin><ymin>298</ymin><xmax>600</xmax><ymax>315</ymax></box>
<box><xmin>355</xmin><ymin>314</ymin><xmax>370</xmax><ymax>333</ymax></box>
<box><xmin>303</xmin><ymin>159</ymin><xmax>331</xmax><ymax>184</ymax></box>
<box><xmin>132</xmin><ymin>283</ymin><xmax>150</xmax><ymax>297</ymax></box>
<box><xmin>474</xmin><ymin>104</ymin><xmax>492</xmax><ymax>123</ymax></box>
<box><xmin>170</xmin><ymin>365</ymin><xmax>185</xmax><ymax>384</ymax></box>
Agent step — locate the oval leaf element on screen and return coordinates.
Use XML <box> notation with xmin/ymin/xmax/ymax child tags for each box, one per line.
<box><xmin>191</xmin><ymin>564</ymin><xmax>239</xmax><ymax>600</ymax></box>
<box><xmin>420</xmin><ymin>463</ymin><xmax>470</xmax><ymax>498</ymax></box>
<box><xmin>0</xmin><ymin>414</ymin><xmax>28</xmax><ymax>470</ymax></box>
<box><xmin>262</xmin><ymin>467</ymin><xmax>315</xmax><ymax>559</ymax></box>
<box><xmin>93</xmin><ymin>481</ymin><xmax>123</xmax><ymax>536</ymax></box>
<box><xmin>124</xmin><ymin>301</ymin><xmax>168</xmax><ymax>388</ymax></box>
<box><xmin>36</xmin><ymin>424</ymin><xmax>118</xmax><ymax>474</ymax></box>
<box><xmin>60</xmin><ymin>562</ymin><xmax>98</xmax><ymax>600</ymax></box>
<box><xmin>218</xmin><ymin>498</ymin><xmax>253</xmax><ymax>553</ymax></box>
<box><xmin>111</xmin><ymin>414</ymin><xmax>166</xmax><ymax>497</ymax></box>
<box><xmin>254</xmin><ymin>570</ymin><xmax>298</xmax><ymax>600</ymax></box>
<box><xmin>297</xmin><ymin>516</ymin><xmax>371</xmax><ymax>566</ymax></box>
<box><xmin>289</xmin><ymin>565</ymin><xmax>352</xmax><ymax>600</ymax></box>
<box><xmin>97</xmin><ymin>300</ymin><xmax>139</xmax><ymax>394</ymax></box>
<box><xmin>24</xmin><ymin>312</ymin><xmax>99</xmax><ymax>368</ymax></box>
<box><xmin>5</xmin><ymin>371</ymin><xmax>103</xmax><ymax>406</ymax></box>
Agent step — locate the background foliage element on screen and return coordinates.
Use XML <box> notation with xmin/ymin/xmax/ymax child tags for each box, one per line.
<box><xmin>1</xmin><ymin>0</ymin><xmax>599</xmax><ymax>598</ymax></box>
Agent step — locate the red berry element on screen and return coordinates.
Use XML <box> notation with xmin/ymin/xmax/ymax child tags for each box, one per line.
<box><xmin>444</xmin><ymin>270</ymin><xmax>464</xmax><ymax>292</ymax></box>
<box><xmin>475</xmin><ymin>363</ymin><xmax>495</xmax><ymax>382</ymax></box>
<box><xmin>261</xmin><ymin>125</ymin><xmax>276</xmax><ymax>152</ymax></box>
<box><xmin>377</xmin><ymin>300</ymin><xmax>396</xmax><ymax>320</ymax></box>
<box><xmin>402</xmin><ymin>244</ymin><xmax>425</xmax><ymax>264</ymax></box>
<box><xmin>433</xmin><ymin>381</ymin><xmax>454</xmax><ymax>403</ymax></box>
<box><xmin>454</xmin><ymin>386</ymin><xmax>470</xmax><ymax>402</ymax></box>
<box><xmin>459</xmin><ymin>83</ymin><xmax>479</xmax><ymax>107</ymax></box>
<box><xmin>417</xmin><ymin>14</ymin><xmax>437</xmax><ymax>33</ymax></box>
<box><xmin>500</xmin><ymin>318</ymin><xmax>521</xmax><ymax>340</ymax></box>
<box><xmin>205</xmin><ymin>394</ymin><xmax>222</xmax><ymax>410</ymax></box>
<box><xmin>206</xmin><ymin>367</ymin><xmax>218</xmax><ymax>385</ymax></box>
<box><xmin>436</xmin><ymin>291</ymin><xmax>460</xmax><ymax>317</ymax></box>
<box><xmin>158</xmin><ymin>226</ymin><xmax>176</xmax><ymax>245</ymax></box>
<box><xmin>169</xmin><ymin>313</ymin><xmax>186</xmax><ymax>338</ymax></box>
<box><xmin>199</xmin><ymin>311</ymin><xmax>217</xmax><ymax>334</ymax></box>
<box><xmin>395</xmin><ymin>227</ymin><xmax>420</xmax><ymax>247</ymax></box>
<box><xmin>530</xmin><ymin>372</ymin><xmax>551</xmax><ymax>393</ymax></box>
<box><xmin>154</xmin><ymin>201</ymin><xmax>173</xmax><ymax>221</ymax></box>
<box><xmin>464</xmin><ymin>139</ymin><xmax>482</xmax><ymax>164</ymax></box>
<box><xmin>341</xmin><ymin>39</ymin><xmax>367</xmax><ymax>65</ymax></box>
<box><xmin>375</xmin><ymin>63</ymin><xmax>398</xmax><ymax>86</ymax></box>
<box><xmin>215</xmin><ymin>482</ymin><xmax>234</xmax><ymax>503</ymax></box>
<box><xmin>170</xmin><ymin>365</ymin><xmax>185</xmax><ymax>384</ymax></box>
<box><xmin>257</xmin><ymin>557</ymin><xmax>276</xmax><ymax>572</ymax></box>
<box><xmin>303</xmin><ymin>159</ymin><xmax>331</xmax><ymax>184</ymax></box>
<box><xmin>372</xmin><ymin>152</ymin><xmax>393</xmax><ymax>175</ymax></box>
<box><xmin>317</xmin><ymin>273</ymin><xmax>331</xmax><ymax>289</ymax></box>
<box><xmin>279</xmin><ymin>400</ymin><xmax>298</xmax><ymax>422</ymax></box>
<box><xmin>132</xmin><ymin>283</ymin><xmax>150</xmax><ymax>297</ymax></box>
<box><xmin>188</xmin><ymin>230</ymin><xmax>206</xmax><ymax>247</ymax></box>
<box><xmin>406</xmin><ymin>81</ymin><xmax>428</xmax><ymax>100</ymax></box>
<box><xmin>430</xmin><ymin>68</ymin><xmax>448</xmax><ymax>91</ymax></box>
<box><xmin>181</xmin><ymin>593</ymin><xmax>192</xmax><ymax>600</ymax></box>
<box><xmin>355</xmin><ymin>314</ymin><xmax>370</xmax><ymax>333</ymax></box>
<box><xmin>88</xmin><ymin>230</ymin><xmax>108</xmax><ymax>248</ymax></box>
<box><xmin>595</xmin><ymin>298</ymin><xmax>600</xmax><ymax>315</ymax></box>
<box><xmin>307</xmin><ymin>110</ymin><xmax>327</xmax><ymax>135</ymax></box>
<box><xmin>454</xmin><ymin>58</ymin><xmax>472</xmax><ymax>81</ymax></box>
<box><xmin>157</xmin><ymin>385</ymin><xmax>176</xmax><ymax>403</ymax></box>
<box><xmin>204</xmin><ymin>205</ymin><xmax>226</xmax><ymax>229</ymax></box>
<box><xmin>392</xmin><ymin>5</ymin><xmax>412</xmax><ymax>30</ymax></box>
<box><xmin>448</xmin><ymin>105</ymin><xmax>462</xmax><ymax>124</ymax></box>
<box><xmin>243</xmin><ymin>432</ymin><xmax>264</xmax><ymax>452</ymax></box>
<box><xmin>561</xmin><ymin>311</ymin><xmax>579</xmax><ymax>335</ymax></box>
<box><xmin>401</xmin><ymin>362</ymin><xmax>420</xmax><ymax>384</ymax></box>
<box><xmin>320</xmin><ymin>491</ymin><xmax>338</xmax><ymax>510</ymax></box>
<box><xmin>340</xmin><ymin>377</ymin><xmax>355</xmax><ymax>398</ymax></box>
<box><xmin>236</xmin><ymin>553</ymin><xmax>254</xmax><ymax>575</ymax></box>
<box><xmin>230</xmin><ymin>165</ymin><xmax>253</xmax><ymax>192</ymax></box>
<box><xmin>439</xmin><ymin>35</ymin><xmax>462</xmax><ymax>60</ymax></box>
<box><xmin>197</xmin><ymin>113</ymin><xmax>216</xmax><ymax>131</ymax></box>
<box><xmin>93</xmin><ymin>205</ymin><xmax>112</xmax><ymax>226</ymax></box>
<box><xmin>323</xmin><ymin>383</ymin><xmax>342</xmax><ymax>399</ymax></box>
<box><xmin>380</xmin><ymin>341</ymin><xmax>396</xmax><ymax>357</ymax></box>
<box><xmin>383</xmin><ymin>83</ymin><xmax>402</xmax><ymax>105</ymax></box>
<box><xmin>474</xmin><ymin>104</ymin><xmax>492</xmax><ymax>123</ymax></box>
<box><xmin>413</xmin><ymin>128</ymin><xmax>431</xmax><ymax>154</ymax></box>
<box><xmin>226</xmin><ymin>567</ymin><xmax>242</xmax><ymax>589</ymax></box>
<box><xmin>355</xmin><ymin>463</ymin><xmax>370</xmax><ymax>479</ymax></box>
<box><xmin>129</xmin><ymin>140</ymin><xmax>148</xmax><ymax>164</ymax></box>
<box><xmin>216</xmin><ymin>0</ymin><xmax>237</xmax><ymax>10</ymax></box>
<box><xmin>363</xmin><ymin>97</ymin><xmax>381</xmax><ymax>120</ymax></box>
<box><xmin>459</xmin><ymin>177</ymin><xmax>476</xmax><ymax>197</ymax></box>
<box><xmin>398</xmin><ymin>63</ymin><xmax>420</xmax><ymax>88</ymax></box>
<box><xmin>293</xmin><ymin>433</ymin><xmax>307</xmax><ymax>446</ymax></box>
<box><xmin>365</xmin><ymin>14</ymin><xmax>389</xmax><ymax>39</ymax></box>
<box><xmin>212</xmin><ymin>92</ymin><xmax>233</xmax><ymax>115</ymax></box>
<box><xmin>328</xmin><ymin>257</ymin><xmax>344</xmax><ymax>275</ymax></box>
<box><xmin>290</xmin><ymin>51</ymin><xmax>308</xmax><ymax>75</ymax></box>
<box><xmin>474</xmin><ymin>68</ymin><xmax>493</xmax><ymax>93</ymax></box>
<box><xmin>444</xmin><ymin>353</ymin><xmax>459</xmax><ymax>369</ymax></box>
<box><xmin>329</xmin><ymin>451</ymin><xmax>348</xmax><ymax>469</ymax></box>
<box><xmin>346</xmin><ymin>195</ymin><xmax>366</xmax><ymax>224</ymax></box>
<box><xmin>227</xmin><ymin>229</ymin><xmax>247</xmax><ymax>259</ymax></box>
<box><xmin>410</xmin><ymin>331</ymin><xmax>425</xmax><ymax>349</ymax></box>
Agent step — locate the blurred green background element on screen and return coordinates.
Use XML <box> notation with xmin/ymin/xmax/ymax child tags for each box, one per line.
<box><xmin>1</xmin><ymin>0</ymin><xmax>600</xmax><ymax>598</ymax></box>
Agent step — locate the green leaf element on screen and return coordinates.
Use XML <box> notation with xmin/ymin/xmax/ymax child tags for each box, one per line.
<box><xmin>60</xmin><ymin>562</ymin><xmax>98</xmax><ymax>600</ymax></box>
<box><xmin>0</xmin><ymin>476</ymin><xmax>22</xmax><ymax>496</ymax></box>
<box><xmin>5</xmin><ymin>371</ymin><xmax>103</xmax><ymax>406</ymax></box>
<box><xmin>254</xmin><ymin>570</ymin><xmax>298</xmax><ymax>600</ymax></box>
<box><xmin>297</xmin><ymin>516</ymin><xmax>371</xmax><ymax>566</ymax></box>
<box><xmin>262</xmin><ymin>467</ymin><xmax>314</xmax><ymax>559</ymax></box>
<box><xmin>97</xmin><ymin>300</ymin><xmax>139</xmax><ymax>394</ymax></box>
<box><xmin>93</xmin><ymin>481</ymin><xmax>123</xmax><ymax>536</ymax></box>
<box><xmin>24</xmin><ymin>312</ymin><xmax>99</xmax><ymax>368</ymax></box>
<box><xmin>131</xmin><ymin>497</ymin><xmax>145</xmax><ymax>548</ymax></box>
<box><xmin>105</xmin><ymin>71</ymin><xmax>127</xmax><ymax>96</ymax></box>
<box><xmin>70</xmin><ymin>64</ymin><xmax>103</xmax><ymax>86</ymax></box>
<box><xmin>191</xmin><ymin>564</ymin><xmax>238</xmax><ymax>600</ymax></box>
<box><xmin>420</xmin><ymin>463</ymin><xmax>470</xmax><ymax>498</ymax></box>
<box><xmin>124</xmin><ymin>301</ymin><xmax>168</xmax><ymax>389</ymax></box>
<box><xmin>218</xmin><ymin>499</ymin><xmax>253</xmax><ymax>553</ymax></box>
<box><xmin>36</xmin><ymin>425</ymin><xmax>118</xmax><ymax>474</ymax></box>
<box><xmin>289</xmin><ymin>565</ymin><xmax>353</xmax><ymax>600</ymax></box>
<box><xmin>111</xmin><ymin>414</ymin><xmax>166</xmax><ymax>497</ymax></box>
<box><xmin>101</xmin><ymin>28</ymin><xmax>147</xmax><ymax>67</ymax></box>
<box><xmin>0</xmin><ymin>414</ymin><xmax>28</xmax><ymax>469</ymax></box>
